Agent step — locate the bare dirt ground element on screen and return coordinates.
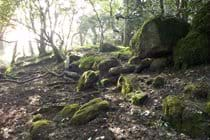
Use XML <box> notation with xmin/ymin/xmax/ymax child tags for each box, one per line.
<box><xmin>1</xmin><ymin>59</ymin><xmax>209</xmax><ymax>140</ymax></box>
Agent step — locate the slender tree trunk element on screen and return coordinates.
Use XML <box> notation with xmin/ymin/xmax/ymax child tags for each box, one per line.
<box><xmin>11</xmin><ymin>42</ymin><xmax>18</xmax><ymax>65</ymax></box>
<box><xmin>123</xmin><ymin>0</ymin><xmax>131</xmax><ymax>46</ymax></box>
<box><xmin>29</xmin><ymin>41</ymin><xmax>34</xmax><ymax>56</ymax></box>
<box><xmin>160</xmin><ymin>0</ymin><xmax>165</xmax><ymax>15</ymax></box>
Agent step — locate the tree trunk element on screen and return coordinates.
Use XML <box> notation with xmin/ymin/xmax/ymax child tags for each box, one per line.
<box><xmin>11</xmin><ymin>42</ymin><xmax>17</xmax><ymax>65</ymax></box>
<box><xmin>160</xmin><ymin>0</ymin><xmax>165</xmax><ymax>15</ymax></box>
<box><xmin>29</xmin><ymin>41</ymin><xmax>34</xmax><ymax>56</ymax></box>
<box><xmin>123</xmin><ymin>0</ymin><xmax>131</xmax><ymax>46</ymax></box>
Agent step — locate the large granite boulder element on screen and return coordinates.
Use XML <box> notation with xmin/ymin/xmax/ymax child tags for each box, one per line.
<box><xmin>131</xmin><ymin>16</ymin><xmax>189</xmax><ymax>58</ymax></box>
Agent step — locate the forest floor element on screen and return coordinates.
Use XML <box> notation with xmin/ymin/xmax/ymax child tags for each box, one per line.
<box><xmin>1</xmin><ymin>54</ymin><xmax>210</xmax><ymax>140</ymax></box>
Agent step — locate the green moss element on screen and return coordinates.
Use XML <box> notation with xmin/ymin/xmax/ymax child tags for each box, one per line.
<box><xmin>70</xmin><ymin>98</ymin><xmax>109</xmax><ymax>125</ymax></box>
<box><xmin>59</xmin><ymin>104</ymin><xmax>80</xmax><ymax>118</ymax></box>
<box><xmin>100</xmin><ymin>78</ymin><xmax>110</xmax><ymax>87</ymax></box>
<box><xmin>130</xmin><ymin>91</ymin><xmax>148</xmax><ymax>105</ymax></box>
<box><xmin>130</xmin><ymin>28</ymin><xmax>142</xmax><ymax>52</ymax></box>
<box><xmin>78</xmin><ymin>56</ymin><xmax>103</xmax><ymax>71</ymax></box>
<box><xmin>184</xmin><ymin>83</ymin><xmax>209</xmax><ymax>99</ymax></box>
<box><xmin>153</xmin><ymin>76</ymin><xmax>165</xmax><ymax>88</ymax></box>
<box><xmin>206</xmin><ymin>102</ymin><xmax>210</xmax><ymax>114</ymax></box>
<box><xmin>174</xmin><ymin>31</ymin><xmax>209</xmax><ymax>69</ymax></box>
<box><xmin>30</xmin><ymin>119</ymin><xmax>52</xmax><ymax>138</ymax></box>
<box><xmin>162</xmin><ymin>95</ymin><xmax>184</xmax><ymax>129</ymax></box>
<box><xmin>117</xmin><ymin>75</ymin><xmax>133</xmax><ymax>95</ymax></box>
<box><xmin>77</xmin><ymin>70</ymin><xmax>99</xmax><ymax>92</ymax></box>
<box><xmin>111</xmin><ymin>47</ymin><xmax>132</xmax><ymax>57</ymax></box>
<box><xmin>32</xmin><ymin>114</ymin><xmax>43</xmax><ymax>122</ymax></box>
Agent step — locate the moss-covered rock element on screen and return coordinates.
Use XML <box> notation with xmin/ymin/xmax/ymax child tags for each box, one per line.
<box><xmin>32</xmin><ymin>114</ymin><xmax>43</xmax><ymax>122</ymax></box>
<box><xmin>173</xmin><ymin>2</ymin><xmax>210</xmax><ymax>69</ymax></box>
<box><xmin>78</xmin><ymin>56</ymin><xmax>103</xmax><ymax>71</ymax></box>
<box><xmin>109</xmin><ymin>64</ymin><xmax>136</xmax><ymax>76</ymax></box>
<box><xmin>162</xmin><ymin>95</ymin><xmax>184</xmax><ymax>129</ymax></box>
<box><xmin>131</xmin><ymin>16</ymin><xmax>189</xmax><ymax>58</ymax></box>
<box><xmin>59</xmin><ymin>104</ymin><xmax>80</xmax><ymax>118</ymax></box>
<box><xmin>163</xmin><ymin>95</ymin><xmax>210</xmax><ymax>138</ymax></box>
<box><xmin>117</xmin><ymin>74</ymin><xmax>143</xmax><ymax>96</ymax></box>
<box><xmin>135</xmin><ymin>58</ymin><xmax>153</xmax><ymax>73</ymax></box>
<box><xmin>130</xmin><ymin>91</ymin><xmax>148</xmax><ymax>105</ymax></box>
<box><xmin>98</xmin><ymin>57</ymin><xmax>120</xmax><ymax>77</ymax></box>
<box><xmin>153</xmin><ymin>76</ymin><xmax>165</xmax><ymax>88</ymax></box>
<box><xmin>117</xmin><ymin>75</ymin><xmax>133</xmax><ymax>95</ymax></box>
<box><xmin>100</xmin><ymin>78</ymin><xmax>112</xmax><ymax>87</ymax></box>
<box><xmin>184</xmin><ymin>82</ymin><xmax>209</xmax><ymax>100</ymax></box>
<box><xmin>70</xmin><ymin>98</ymin><xmax>109</xmax><ymax>125</ymax></box>
<box><xmin>77</xmin><ymin>70</ymin><xmax>99</xmax><ymax>92</ymax></box>
<box><xmin>30</xmin><ymin>119</ymin><xmax>53</xmax><ymax>140</ymax></box>
<box><xmin>99</xmin><ymin>43</ymin><xmax>119</xmax><ymax>52</ymax></box>
<box><xmin>128</xmin><ymin>56</ymin><xmax>142</xmax><ymax>65</ymax></box>
<box><xmin>174</xmin><ymin>31</ymin><xmax>209</xmax><ymax>69</ymax></box>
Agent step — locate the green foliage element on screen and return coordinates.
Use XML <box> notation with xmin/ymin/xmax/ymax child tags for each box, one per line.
<box><xmin>192</xmin><ymin>1</ymin><xmax>210</xmax><ymax>34</ymax></box>
<box><xmin>174</xmin><ymin>31</ymin><xmax>209</xmax><ymax>69</ymax></box>
<box><xmin>70</xmin><ymin>98</ymin><xmax>109</xmax><ymax>125</ymax></box>
<box><xmin>59</xmin><ymin>104</ymin><xmax>80</xmax><ymax>118</ymax></box>
<box><xmin>0</xmin><ymin>0</ymin><xmax>16</xmax><ymax>28</ymax></box>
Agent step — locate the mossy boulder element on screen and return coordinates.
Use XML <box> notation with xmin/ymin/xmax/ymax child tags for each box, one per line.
<box><xmin>58</xmin><ymin>104</ymin><xmax>80</xmax><ymax>118</ymax></box>
<box><xmin>174</xmin><ymin>2</ymin><xmax>210</xmax><ymax>68</ymax></box>
<box><xmin>78</xmin><ymin>56</ymin><xmax>103</xmax><ymax>71</ymax></box>
<box><xmin>30</xmin><ymin>119</ymin><xmax>53</xmax><ymax>140</ymax></box>
<box><xmin>130</xmin><ymin>91</ymin><xmax>148</xmax><ymax>105</ymax></box>
<box><xmin>117</xmin><ymin>74</ymin><xmax>142</xmax><ymax>96</ymax></box>
<box><xmin>109</xmin><ymin>64</ymin><xmax>136</xmax><ymax>76</ymax></box>
<box><xmin>131</xmin><ymin>16</ymin><xmax>189</xmax><ymax>58</ymax></box>
<box><xmin>163</xmin><ymin>95</ymin><xmax>210</xmax><ymax>138</ymax></box>
<box><xmin>135</xmin><ymin>58</ymin><xmax>153</xmax><ymax>73</ymax></box>
<box><xmin>128</xmin><ymin>56</ymin><xmax>142</xmax><ymax>65</ymax></box>
<box><xmin>77</xmin><ymin>70</ymin><xmax>99</xmax><ymax>92</ymax></box>
<box><xmin>184</xmin><ymin>82</ymin><xmax>209</xmax><ymax>99</ymax></box>
<box><xmin>32</xmin><ymin>114</ymin><xmax>43</xmax><ymax>122</ymax></box>
<box><xmin>70</xmin><ymin>98</ymin><xmax>109</xmax><ymax>125</ymax></box>
<box><xmin>174</xmin><ymin>31</ymin><xmax>209</xmax><ymax>68</ymax></box>
<box><xmin>153</xmin><ymin>76</ymin><xmax>165</xmax><ymax>88</ymax></box>
<box><xmin>99</xmin><ymin>43</ymin><xmax>119</xmax><ymax>52</ymax></box>
<box><xmin>149</xmin><ymin>57</ymin><xmax>170</xmax><ymax>72</ymax></box>
<box><xmin>98</xmin><ymin>57</ymin><xmax>120</xmax><ymax>77</ymax></box>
